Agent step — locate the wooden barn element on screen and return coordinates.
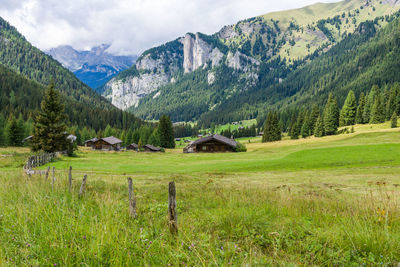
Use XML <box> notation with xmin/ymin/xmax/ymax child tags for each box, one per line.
<box><xmin>127</xmin><ymin>143</ymin><xmax>139</xmax><ymax>151</ymax></box>
<box><xmin>183</xmin><ymin>134</ymin><xmax>237</xmax><ymax>153</ymax></box>
<box><xmin>84</xmin><ymin>138</ymin><xmax>98</xmax><ymax>148</ymax></box>
<box><xmin>92</xmin><ymin>136</ymin><xmax>122</xmax><ymax>151</ymax></box>
<box><xmin>144</xmin><ymin>144</ymin><xmax>162</xmax><ymax>152</ymax></box>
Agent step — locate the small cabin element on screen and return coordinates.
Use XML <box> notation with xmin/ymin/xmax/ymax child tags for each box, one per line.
<box><xmin>92</xmin><ymin>136</ymin><xmax>122</xmax><ymax>151</ymax></box>
<box><xmin>144</xmin><ymin>144</ymin><xmax>162</xmax><ymax>152</ymax></box>
<box><xmin>183</xmin><ymin>134</ymin><xmax>237</xmax><ymax>153</ymax></box>
<box><xmin>127</xmin><ymin>143</ymin><xmax>139</xmax><ymax>151</ymax></box>
<box><xmin>84</xmin><ymin>138</ymin><xmax>98</xmax><ymax>148</ymax></box>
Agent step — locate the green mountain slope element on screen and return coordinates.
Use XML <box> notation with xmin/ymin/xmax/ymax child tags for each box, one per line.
<box><xmin>105</xmin><ymin>0</ymin><xmax>400</xmax><ymax>123</ymax></box>
<box><xmin>200</xmin><ymin>13</ymin><xmax>400</xmax><ymax>126</ymax></box>
<box><xmin>0</xmin><ymin>17</ymin><xmax>142</xmax><ymax>130</ymax></box>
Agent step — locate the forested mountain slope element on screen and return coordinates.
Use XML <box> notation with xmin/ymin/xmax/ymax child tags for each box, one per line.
<box><xmin>100</xmin><ymin>0</ymin><xmax>400</xmax><ymax>123</ymax></box>
<box><xmin>0</xmin><ymin>16</ymin><xmax>142</xmax><ymax>130</ymax></box>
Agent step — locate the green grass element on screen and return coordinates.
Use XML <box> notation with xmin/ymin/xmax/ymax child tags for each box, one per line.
<box><xmin>1</xmin><ymin>127</ymin><xmax>400</xmax><ymax>265</ymax></box>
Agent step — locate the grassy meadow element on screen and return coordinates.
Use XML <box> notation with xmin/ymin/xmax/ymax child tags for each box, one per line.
<box><xmin>0</xmin><ymin>124</ymin><xmax>400</xmax><ymax>265</ymax></box>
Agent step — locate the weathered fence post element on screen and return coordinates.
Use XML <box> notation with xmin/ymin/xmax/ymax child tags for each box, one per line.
<box><xmin>51</xmin><ymin>167</ymin><xmax>56</xmax><ymax>190</ymax></box>
<box><xmin>127</xmin><ymin>178</ymin><xmax>137</xmax><ymax>218</ymax></box>
<box><xmin>45</xmin><ymin>166</ymin><xmax>50</xmax><ymax>180</ymax></box>
<box><xmin>79</xmin><ymin>175</ymin><xmax>87</xmax><ymax>198</ymax></box>
<box><xmin>68</xmin><ymin>166</ymin><xmax>73</xmax><ymax>191</ymax></box>
<box><xmin>168</xmin><ymin>181</ymin><xmax>178</xmax><ymax>234</ymax></box>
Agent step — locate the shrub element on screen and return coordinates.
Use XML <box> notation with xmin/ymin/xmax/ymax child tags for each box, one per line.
<box><xmin>235</xmin><ymin>142</ymin><xmax>247</xmax><ymax>152</ymax></box>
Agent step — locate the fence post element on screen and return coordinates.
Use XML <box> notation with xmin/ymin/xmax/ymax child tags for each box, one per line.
<box><xmin>79</xmin><ymin>175</ymin><xmax>87</xmax><ymax>198</ymax></box>
<box><xmin>127</xmin><ymin>178</ymin><xmax>137</xmax><ymax>218</ymax></box>
<box><xmin>69</xmin><ymin>166</ymin><xmax>73</xmax><ymax>191</ymax></box>
<box><xmin>168</xmin><ymin>181</ymin><xmax>178</xmax><ymax>234</ymax></box>
<box><xmin>51</xmin><ymin>167</ymin><xmax>56</xmax><ymax>189</ymax></box>
<box><xmin>45</xmin><ymin>166</ymin><xmax>50</xmax><ymax>180</ymax></box>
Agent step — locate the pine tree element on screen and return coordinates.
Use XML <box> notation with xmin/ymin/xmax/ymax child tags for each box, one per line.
<box><xmin>340</xmin><ymin>90</ymin><xmax>357</xmax><ymax>126</ymax></box>
<box><xmin>0</xmin><ymin>114</ymin><xmax>5</xmax><ymax>146</ymax></box>
<box><xmin>391</xmin><ymin>112</ymin><xmax>397</xmax><ymax>128</ymax></box>
<box><xmin>262</xmin><ymin>111</ymin><xmax>281</xmax><ymax>142</ymax></box>
<box><xmin>355</xmin><ymin>92</ymin><xmax>366</xmax><ymax>124</ymax></box>
<box><xmin>32</xmin><ymin>82</ymin><xmax>68</xmax><ymax>152</ymax></box>
<box><xmin>158</xmin><ymin>115</ymin><xmax>175</xmax><ymax>148</ymax></box>
<box><xmin>323</xmin><ymin>93</ymin><xmax>339</xmax><ymax>135</ymax></box>
<box><xmin>6</xmin><ymin>115</ymin><xmax>24</xmax><ymax>146</ymax></box>
<box><xmin>370</xmin><ymin>93</ymin><xmax>385</xmax><ymax>124</ymax></box>
<box><xmin>314</xmin><ymin>115</ymin><xmax>325</xmax><ymax>137</ymax></box>
<box><xmin>148</xmin><ymin>128</ymin><xmax>161</xmax><ymax>147</ymax></box>
<box><xmin>309</xmin><ymin>105</ymin><xmax>320</xmax><ymax>135</ymax></box>
<box><xmin>301</xmin><ymin>111</ymin><xmax>311</xmax><ymax>138</ymax></box>
<box><xmin>104</xmin><ymin>124</ymin><xmax>114</xmax><ymax>137</ymax></box>
<box><xmin>386</xmin><ymin>85</ymin><xmax>398</xmax><ymax>120</ymax></box>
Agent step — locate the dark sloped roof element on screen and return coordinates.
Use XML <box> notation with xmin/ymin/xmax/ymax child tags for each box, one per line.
<box><xmin>144</xmin><ymin>144</ymin><xmax>161</xmax><ymax>151</ymax></box>
<box><xmin>84</xmin><ymin>137</ymin><xmax>98</xmax><ymax>143</ymax></box>
<box><xmin>191</xmin><ymin>134</ymin><xmax>237</xmax><ymax>148</ymax></box>
<box><xmin>100</xmin><ymin>136</ymin><xmax>122</xmax><ymax>145</ymax></box>
<box><xmin>128</xmin><ymin>143</ymin><xmax>139</xmax><ymax>148</ymax></box>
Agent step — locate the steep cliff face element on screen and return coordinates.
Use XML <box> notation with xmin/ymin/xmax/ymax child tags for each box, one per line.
<box><xmin>102</xmin><ymin>0</ymin><xmax>400</xmax><ymax>119</ymax></box>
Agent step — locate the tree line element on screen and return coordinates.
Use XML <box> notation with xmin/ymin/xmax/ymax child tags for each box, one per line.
<box><xmin>262</xmin><ymin>83</ymin><xmax>399</xmax><ymax>142</ymax></box>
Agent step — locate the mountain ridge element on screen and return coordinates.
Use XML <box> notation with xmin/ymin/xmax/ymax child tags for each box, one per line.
<box><xmin>100</xmin><ymin>0</ymin><xmax>400</xmax><ymax>120</ymax></box>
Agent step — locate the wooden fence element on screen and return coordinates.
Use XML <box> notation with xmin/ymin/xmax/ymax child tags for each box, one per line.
<box><xmin>24</xmin><ymin>152</ymin><xmax>62</xmax><ymax>173</ymax></box>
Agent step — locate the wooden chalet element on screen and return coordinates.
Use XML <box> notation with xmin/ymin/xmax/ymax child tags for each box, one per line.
<box><xmin>92</xmin><ymin>136</ymin><xmax>122</xmax><ymax>151</ymax></box>
<box><xmin>127</xmin><ymin>143</ymin><xmax>139</xmax><ymax>151</ymax></box>
<box><xmin>84</xmin><ymin>138</ymin><xmax>98</xmax><ymax>148</ymax></box>
<box><xmin>183</xmin><ymin>134</ymin><xmax>237</xmax><ymax>153</ymax></box>
<box><xmin>144</xmin><ymin>144</ymin><xmax>162</xmax><ymax>152</ymax></box>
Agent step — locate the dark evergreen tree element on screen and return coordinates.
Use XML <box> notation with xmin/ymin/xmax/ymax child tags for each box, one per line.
<box><xmin>301</xmin><ymin>111</ymin><xmax>311</xmax><ymax>138</ymax></box>
<box><xmin>148</xmin><ymin>128</ymin><xmax>161</xmax><ymax>147</ymax></box>
<box><xmin>0</xmin><ymin>114</ymin><xmax>5</xmax><ymax>146</ymax></box>
<box><xmin>309</xmin><ymin>105</ymin><xmax>320</xmax><ymax>135</ymax></box>
<box><xmin>370</xmin><ymin>93</ymin><xmax>385</xmax><ymax>124</ymax></box>
<box><xmin>391</xmin><ymin>112</ymin><xmax>397</xmax><ymax>128</ymax></box>
<box><xmin>355</xmin><ymin>92</ymin><xmax>366</xmax><ymax>124</ymax></box>
<box><xmin>314</xmin><ymin>115</ymin><xmax>325</xmax><ymax>137</ymax></box>
<box><xmin>323</xmin><ymin>93</ymin><xmax>339</xmax><ymax>135</ymax></box>
<box><xmin>262</xmin><ymin>111</ymin><xmax>281</xmax><ymax>142</ymax></box>
<box><xmin>31</xmin><ymin>83</ymin><xmax>68</xmax><ymax>152</ymax></box>
<box><xmin>340</xmin><ymin>90</ymin><xmax>357</xmax><ymax>126</ymax></box>
<box><xmin>5</xmin><ymin>115</ymin><xmax>24</xmax><ymax>146</ymax></box>
<box><xmin>158</xmin><ymin>115</ymin><xmax>175</xmax><ymax>148</ymax></box>
<box><xmin>386</xmin><ymin>84</ymin><xmax>399</xmax><ymax>120</ymax></box>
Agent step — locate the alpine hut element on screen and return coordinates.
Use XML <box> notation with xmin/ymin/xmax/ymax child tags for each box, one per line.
<box><xmin>143</xmin><ymin>144</ymin><xmax>162</xmax><ymax>152</ymax></box>
<box><xmin>183</xmin><ymin>134</ymin><xmax>237</xmax><ymax>153</ymax></box>
<box><xmin>127</xmin><ymin>143</ymin><xmax>139</xmax><ymax>151</ymax></box>
<box><xmin>92</xmin><ymin>136</ymin><xmax>122</xmax><ymax>151</ymax></box>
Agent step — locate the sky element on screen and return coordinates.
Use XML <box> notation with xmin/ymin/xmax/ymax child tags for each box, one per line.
<box><xmin>0</xmin><ymin>0</ymin><xmax>340</xmax><ymax>55</ymax></box>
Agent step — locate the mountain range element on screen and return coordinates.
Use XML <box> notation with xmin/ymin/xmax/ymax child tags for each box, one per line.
<box><xmin>0</xmin><ymin>16</ymin><xmax>142</xmax><ymax>131</ymax></box>
<box><xmin>95</xmin><ymin>0</ymin><xmax>400</xmax><ymax>124</ymax></box>
<box><xmin>47</xmin><ymin>44</ymin><xmax>137</xmax><ymax>89</ymax></box>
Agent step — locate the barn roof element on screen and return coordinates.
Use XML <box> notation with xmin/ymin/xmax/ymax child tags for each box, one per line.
<box><xmin>128</xmin><ymin>143</ymin><xmax>139</xmax><ymax>148</ymax></box>
<box><xmin>144</xmin><ymin>144</ymin><xmax>161</xmax><ymax>151</ymax></box>
<box><xmin>84</xmin><ymin>137</ymin><xmax>98</xmax><ymax>144</ymax></box>
<box><xmin>191</xmin><ymin>134</ymin><xmax>237</xmax><ymax>148</ymax></box>
<box><xmin>100</xmin><ymin>136</ymin><xmax>122</xmax><ymax>145</ymax></box>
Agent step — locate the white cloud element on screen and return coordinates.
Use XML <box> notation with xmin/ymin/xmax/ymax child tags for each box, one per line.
<box><xmin>0</xmin><ymin>0</ymin><xmax>340</xmax><ymax>55</ymax></box>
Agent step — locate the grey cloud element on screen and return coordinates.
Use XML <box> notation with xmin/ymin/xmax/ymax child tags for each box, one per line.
<box><xmin>0</xmin><ymin>0</ymin><xmax>341</xmax><ymax>55</ymax></box>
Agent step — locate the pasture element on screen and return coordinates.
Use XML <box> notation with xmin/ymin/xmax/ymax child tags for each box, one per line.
<box><xmin>0</xmin><ymin>126</ymin><xmax>400</xmax><ymax>265</ymax></box>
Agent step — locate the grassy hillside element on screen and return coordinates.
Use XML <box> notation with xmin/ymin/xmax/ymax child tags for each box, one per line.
<box><xmin>1</xmin><ymin>124</ymin><xmax>400</xmax><ymax>265</ymax></box>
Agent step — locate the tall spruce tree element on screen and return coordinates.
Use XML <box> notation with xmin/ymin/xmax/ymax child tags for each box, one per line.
<box><xmin>5</xmin><ymin>115</ymin><xmax>24</xmax><ymax>146</ymax></box>
<box><xmin>340</xmin><ymin>90</ymin><xmax>357</xmax><ymax>126</ymax></box>
<box><xmin>0</xmin><ymin>114</ymin><xmax>5</xmax><ymax>146</ymax></box>
<box><xmin>309</xmin><ymin>105</ymin><xmax>320</xmax><ymax>134</ymax></box>
<box><xmin>301</xmin><ymin>111</ymin><xmax>311</xmax><ymax>138</ymax></box>
<box><xmin>314</xmin><ymin>115</ymin><xmax>325</xmax><ymax>137</ymax></box>
<box><xmin>32</xmin><ymin>82</ymin><xmax>68</xmax><ymax>152</ymax></box>
<box><xmin>355</xmin><ymin>92</ymin><xmax>366</xmax><ymax>124</ymax></box>
<box><xmin>370</xmin><ymin>93</ymin><xmax>385</xmax><ymax>124</ymax></box>
<box><xmin>158</xmin><ymin>115</ymin><xmax>175</xmax><ymax>148</ymax></box>
<box><xmin>386</xmin><ymin>85</ymin><xmax>399</xmax><ymax>120</ymax></box>
<box><xmin>323</xmin><ymin>93</ymin><xmax>339</xmax><ymax>135</ymax></box>
<box><xmin>262</xmin><ymin>111</ymin><xmax>281</xmax><ymax>142</ymax></box>
<box><xmin>391</xmin><ymin>112</ymin><xmax>398</xmax><ymax>128</ymax></box>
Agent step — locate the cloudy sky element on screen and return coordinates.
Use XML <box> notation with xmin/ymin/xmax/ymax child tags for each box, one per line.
<box><xmin>0</xmin><ymin>0</ymin><xmax>340</xmax><ymax>55</ymax></box>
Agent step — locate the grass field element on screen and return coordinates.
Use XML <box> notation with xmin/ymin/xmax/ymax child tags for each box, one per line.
<box><xmin>0</xmin><ymin>125</ymin><xmax>400</xmax><ymax>265</ymax></box>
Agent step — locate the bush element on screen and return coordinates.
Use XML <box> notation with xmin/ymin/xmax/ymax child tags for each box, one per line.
<box><xmin>235</xmin><ymin>142</ymin><xmax>247</xmax><ymax>152</ymax></box>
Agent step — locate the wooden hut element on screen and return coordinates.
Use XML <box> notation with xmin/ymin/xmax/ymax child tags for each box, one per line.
<box><xmin>92</xmin><ymin>136</ymin><xmax>122</xmax><ymax>151</ymax></box>
<box><xmin>183</xmin><ymin>134</ymin><xmax>237</xmax><ymax>153</ymax></box>
<box><xmin>127</xmin><ymin>143</ymin><xmax>139</xmax><ymax>151</ymax></box>
<box><xmin>144</xmin><ymin>144</ymin><xmax>162</xmax><ymax>152</ymax></box>
<box><xmin>84</xmin><ymin>138</ymin><xmax>98</xmax><ymax>148</ymax></box>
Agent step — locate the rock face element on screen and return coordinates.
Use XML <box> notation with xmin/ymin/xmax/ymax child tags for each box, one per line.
<box><xmin>181</xmin><ymin>33</ymin><xmax>223</xmax><ymax>73</ymax></box>
<box><xmin>104</xmin><ymin>73</ymin><xmax>169</xmax><ymax>110</ymax></box>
